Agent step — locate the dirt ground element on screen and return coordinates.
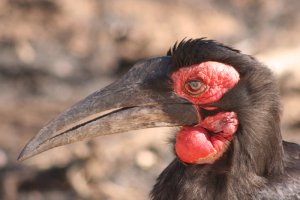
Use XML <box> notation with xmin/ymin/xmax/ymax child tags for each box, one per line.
<box><xmin>0</xmin><ymin>0</ymin><xmax>300</xmax><ymax>199</ymax></box>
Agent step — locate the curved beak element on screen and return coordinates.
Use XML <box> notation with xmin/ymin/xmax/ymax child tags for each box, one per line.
<box><xmin>18</xmin><ymin>57</ymin><xmax>198</xmax><ymax>161</ymax></box>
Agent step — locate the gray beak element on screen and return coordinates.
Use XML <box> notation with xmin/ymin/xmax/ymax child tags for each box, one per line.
<box><xmin>18</xmin><ymin>57</ymin><xmax>198</xmax><ymax>161</ymax></box>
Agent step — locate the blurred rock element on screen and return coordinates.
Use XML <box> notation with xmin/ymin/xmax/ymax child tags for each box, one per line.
<box><xmin>16</xmin><ymin>41</ymin><xmax>36</xmax><ymax>64</ymax></box>
<box><xmin>280</xmin><ymin>70</ymin><xmax>300</xmax><ymax>96</ymax></box>
<box><xmin>0</xmin><ymin>149</ymin><xmax>8</xmax><ymax>168</ymax></box>
<box><xmin>67</xmin><ymin>165</ymin><xmax>93</xmax><ymax>199</ymax></box>
<box><xmin>135</xmin><ymin>149</ymin><xmax>157</xmax><ymax>169</ymax></box>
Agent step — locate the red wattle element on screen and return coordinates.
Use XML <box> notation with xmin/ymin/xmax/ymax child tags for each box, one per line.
<box><xmin>175</xmin><ymin>126</ymin><xmax>216</xmax><ymax>164</ymax></box>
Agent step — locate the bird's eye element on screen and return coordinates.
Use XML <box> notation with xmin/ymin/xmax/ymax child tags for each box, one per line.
<box><xmin>184</xmin><ymin>80</ymin><xmax>206</xmax><ymax>96</ymax></box>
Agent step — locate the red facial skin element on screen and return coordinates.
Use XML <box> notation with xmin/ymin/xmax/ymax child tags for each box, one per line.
<box><xmin>171</xmin><ymin>61</ymin><xmax>240</xmax><ymax>105</ymax></box>
<box><xmin>171</xmin><ymin>61</ymin><xmax>240</xmax><ymax>164</ymax></box>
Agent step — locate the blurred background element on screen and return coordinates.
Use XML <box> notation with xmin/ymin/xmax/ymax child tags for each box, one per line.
<box><xmin>0</xmin><ymin>0</ymin><xmax>300</xmax><ymax>199</ymax></box>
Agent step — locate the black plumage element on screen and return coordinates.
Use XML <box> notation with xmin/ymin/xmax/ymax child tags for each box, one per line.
<box><xmin>151</xmin><ymin>39</ymin><xmax>300</xmax><ymax>200</ymax></box>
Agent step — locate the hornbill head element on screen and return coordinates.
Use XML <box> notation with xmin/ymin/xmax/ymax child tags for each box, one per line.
<box><xmin>19</xmin><ymin>39</ymin><xmax>283</xmax><ymax>174</ymax></box>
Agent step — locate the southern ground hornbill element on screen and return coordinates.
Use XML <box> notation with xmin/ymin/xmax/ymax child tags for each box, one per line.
<box><xmin>19</xmin><ymin>38</ymin><xmax>300</xmax><ymax>199</ymax></box>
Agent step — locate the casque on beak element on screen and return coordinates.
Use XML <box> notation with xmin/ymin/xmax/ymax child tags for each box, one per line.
<box><xmin>18</xmin><ymin>56</ymin><xmax>198</xmax><ymax>161</ymax></box>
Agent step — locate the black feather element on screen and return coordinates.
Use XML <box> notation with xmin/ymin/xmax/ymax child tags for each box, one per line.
<box><xmin>150</xmin><ymin>38</ymin><xmax>300</xmax><ymax>200</ymax></box>
<box><xmin>167</xmin><ymin>38</ymin><xmax>242</xmax><ymax>71</ymax></box>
